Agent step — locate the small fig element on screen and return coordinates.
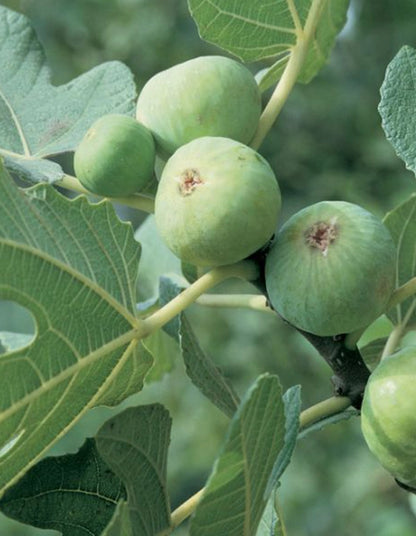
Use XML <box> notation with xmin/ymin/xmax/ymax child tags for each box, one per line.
<box><xmin>361</xmin><ymin>347</ymin><xmax>416</xmax><ymax>489</ymax></box>
<box><xmin>136</xmin><ymin>56</ymin><xmax>261</xmax><ymax>156</ymax></box>
<box><xmin>155</xmin><ymin>136</ymin><xmax>281</xmax><ymax>267</ymax></box>
<box><xmin>265</xmin><ymin>201</ymin><xmax>396</xmax><ymax>336</ymax></box>
<box><xmin>74</xmin><ymin>114</ymin><xmax>155</xmax><ymax>197</ymax></box>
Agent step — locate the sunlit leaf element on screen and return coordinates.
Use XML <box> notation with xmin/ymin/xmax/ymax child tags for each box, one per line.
<box><xmin>188</xmin><ymin>0</ymin><xmax>349</xmax><ymax>84</ymax></box>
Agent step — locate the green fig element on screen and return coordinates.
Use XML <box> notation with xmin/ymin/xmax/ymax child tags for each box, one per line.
<box><xmin>136</xmin><ymin>56</ymin><xmax>261</xmax><ymax>157</ymax></box>
<box><xmin>74</xmin><ymin>114</ymin><xmax>155</xmax><ymax>197</ymax></box>
<box><xmin>265</xmin><ymin>201</ymin><xmax>396</xmax><ymax>336</ymax></box>
<box><xmin>155</xmin><ymin>136</ymin><xmax>281</xmax><ymax>267</ymax></box>
<box><xmin>361</xmin><ymin>347</ymin><xmax>416</xmax><ymax>489</ymax></box>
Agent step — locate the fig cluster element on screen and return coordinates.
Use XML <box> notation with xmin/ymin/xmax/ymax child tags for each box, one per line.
<box><xmin>73</xmin><ymin>55</ymin><xmax>397</xmax><ymax>339</ymax></box>
<box><xmin>74</xmin><ymin>55</ymin><xmax>281</xmax><ymax>267</ymax></box>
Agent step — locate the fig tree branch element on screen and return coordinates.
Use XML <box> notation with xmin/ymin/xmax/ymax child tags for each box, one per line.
<box><xmin>140</xmin><ymin>261</ymin><xmax>260</xmax><ymax>334</ymax></box>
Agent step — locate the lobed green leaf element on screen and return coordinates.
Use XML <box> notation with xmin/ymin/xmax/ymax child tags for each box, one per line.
<box><xmin>0</xmin><ymin>5</ymin><xmax>136</xmax><ymax>183</ymax></box>
<box><xmin>188</xmin><ymin>0</ymin><xmax>349</xmax><ymax>85</ymax></box>
<box><xmin>0</xmin><ymin>164</ymin><xmax>152</xmax><ymax>496</ymax></box>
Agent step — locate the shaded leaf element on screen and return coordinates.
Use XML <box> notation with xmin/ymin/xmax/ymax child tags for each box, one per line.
<box><xmin>359</xmin><ymin>338</ymin><xmax>388</xmax><ymax>371</ymax></box>
<box><xmin>379</xmin><ymin>46</ymin><xmax>416</xmax><ymax>176</ymax></box>
<box><xmin>103</xmin><ymin>501</ymin><xmax>133</xmax><ymax>536</ymax></box>
<box><xmin>142</xmin><ymin>329</ymin><xmax>179</xmax><ymax>384</ymax></box>
<box><xmin>384</xmin><ymin>195</ymin><xmax>416</xmax><ymax>326</ymax></box>
<box><xmin>188</xmin><ymin>0</ymin><xmax>349</xmax><ymax>84</ymax></box>
<box><xmin>135</xmin><ymin>216</ymin><xmax>183</xmax><ymax>301</ymax></box>
<box><xmin>298</xmin><ymin>408</ymin><xmax>358</xmax><ymax>440</ymax></box>
<box><xmin>256</xmin><ymin>493</ymin><xmax>284</xmax><ymax>536</ymax></box>
<box><xmin>160</xmin><ymin>277</ymin><xmax>240</xmax><ymax>418</ymax></box>
<box><xmin>265</xmin><ymin>385</ymin><xmax>301</xmax><ymax>495</ymax></box>
<box><xmin>0</xmin><ymin>5</ymin><xmax>136</xmax><ymax>183</ymax></box>
<box><xmin>0</xmin><ymin>439</ymin><xmax>126</xmax><ymax>536</ymax></box>
<box><xmin>0</xmin><ymin>165</ymin><xmax>151</xmax><ymax>495</ymax></box>
<box><xmin>96</xmin><ymin>405</ymin><xmax>172</xmax><ymax>536</ymax></box>
<box><xmin>190</xmin><ymin>374</ymin><xmax>288</xmax><ymax>536</ymax></box>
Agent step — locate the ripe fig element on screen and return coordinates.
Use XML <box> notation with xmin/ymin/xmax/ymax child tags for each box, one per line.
<box><xmin>361</xmin><ymin>347</ymin><xmax>416</xmax><ymax>489</ymax></box>
<box><xmin>265</xmin><ymin>201</ymin><xmax>396</xmax><ymax>336</ymax></box>
<box><xmin>74</xmin><ymin>114</ymin><xmax>155</xmax><ymax>197</ymax></box>
<box><xmin>136</xmin><ymin>56</ymin><xmax>261</xmax><ymax>156</ymax></box>
<box><xmin>154</xmin><ymin>136</ymin><xmax>281</xmax><ymax>267</ymax></box>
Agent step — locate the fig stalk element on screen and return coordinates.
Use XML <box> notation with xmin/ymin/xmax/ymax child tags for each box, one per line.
<box><xmin>295</xmin><ymin>329</ymin><xmax>371</xmax><ymax>408</ymax></box>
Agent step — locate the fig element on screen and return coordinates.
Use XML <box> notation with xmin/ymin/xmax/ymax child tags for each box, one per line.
<box><xmin>136</xmin><ymin>56</ymin><xmax>261</xmax><ymax>156</ymax></box>
<box><xmin>361</xmin><ymin>347</ymin><xmax>416</xmax><ymax>489</ymax></box>
<box><xmin>74</xmin><ymin>114</ymin><xmax>155</xmax><ymax>197</ymax></box>
<box><xmin>265</xmin><ymin>201</ymin><xmax>396</xmax><ymax>336</ymax></box>
<box><xmin>154</xmin><ymin>136</ymin><xmax>281</xmax><ymax>267</ymax></box>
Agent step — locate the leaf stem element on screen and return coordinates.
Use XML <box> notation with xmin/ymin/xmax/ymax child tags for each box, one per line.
<box><xmin>58</xmin><ymin>174</ymin><xmax>155</xmax><ymax>213</ymax></box>
<box><xmin>140</xmin><ymin>261</ymin><xmax>259</xmax><ymax>335</ymax></box>
<box><xmin>167</xmin><ymin>395</ymin><xmax>351</xmax><ymax>531</ymax></box>
<box><xmin>386</xmin><ymin>276</ymin><xmax>416</xmax><ymax>312</ymax></box>
<box><xmin>196</xmin><ymin>293</ymin><xmax>274</xmax><ymax>313</ymax></box>
<box><xmin>381</xmin><ymin>299</ymin><xmax>416</xmax><ymax>360</ymax></box>
<box><xmin>250</xmin><ymin>0</ymin><xmax>326</xmax><ymax>150</ymax></box>
<box><xmin>170</xmin><ymin>488</ymin><xmax>205</xmax><ymax>530</ymax></box>
<box><xmin>299</xmin><ymin>396</ymin><xmax>351</xmax><ymax>430</ymax></box>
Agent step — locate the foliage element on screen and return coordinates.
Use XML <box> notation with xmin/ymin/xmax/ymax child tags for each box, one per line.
<box><xmin>1</xmin><ymin>1</ymin><xmax>416</xmax><ymax>535</ymax></box>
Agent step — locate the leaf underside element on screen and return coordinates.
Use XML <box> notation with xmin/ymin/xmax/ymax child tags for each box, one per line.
<box><xmin>0</xmin><ymin>164</ymin><xmax>152</xmax><ymax>496</ymax></box>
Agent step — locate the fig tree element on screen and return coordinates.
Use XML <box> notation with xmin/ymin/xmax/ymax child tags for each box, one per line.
<box><xmin>265</xmin><ymin>201</ymin><xmax>396</xmax><ymax>336</ymax></box>
<box><xmin>154</xmin><ymin>136</ymin><xmax>281</xmax><ymax>267</ymax></box>
<box><xmin>136</xmin><ymin>56</ymin><xmax>261</xmax><ymax>156</ymax></box>
<box><xmin>361</xmin><ymin>347</ymin><xmax>416</xmax><ymax>489</ymax></box>
<box><xmin>74</xmin><ymin>114</ymin><xmax>155</xmax><ymax>197</ymax></box>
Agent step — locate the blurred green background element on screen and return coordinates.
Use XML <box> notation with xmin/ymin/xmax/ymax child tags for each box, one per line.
<box><xmin>1</xmin><ymin>0</ymin><xmax>416</xmax><ymax>534</ymax></box>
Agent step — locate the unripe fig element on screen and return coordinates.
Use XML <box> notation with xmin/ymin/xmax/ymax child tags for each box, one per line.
<box><xmin>265</xmin><ymin>201</ymin><xmax>396</xmax><ymax>336</ymax></box>
<box><xmin>155</xmin><ymin>136</ymin><xmax>281</xmax><ymax>267</ymax></box>
<box><xmin>136</xmin><ymin>56</ymin><xmax>261</xmax><ymax>156</ymax></box>
<box><xmin>361</xmin><ymin>347</ymin><xmax>416</xmax><ymax>489</ymax></box>
<box><xmin>74</xmin><ymin>114</ymin><xmax>155</xmax><ymax>197</ymax></box>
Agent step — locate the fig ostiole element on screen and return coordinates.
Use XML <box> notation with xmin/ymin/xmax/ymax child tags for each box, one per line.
<box><xmin>74</xmin><ymin>114</ymin><xmax>155</xmax><ymax>197</ymax></box>
<box><xmin>154</xmin><ymin>136</ymin><xmax>281</xmax><ymax>268</ymax></box>
<box><xmin>361</xmin><ymin>347</ymin><xmax>416</xmax><ymax>489</ymax></box>
<box><xmin>136</xmin><ymin>55</ymin><xmax>261</xmax><ymax>156</ymax></box>
<box><xmin>265</xmin><ymin>201</ymin><xmax>397</xmax><ymax>336</ymax></box>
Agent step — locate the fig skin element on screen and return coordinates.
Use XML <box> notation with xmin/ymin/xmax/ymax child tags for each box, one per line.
<box><xmin>136</xmin><ymin>56</ymin><xmax>261</xmax><ymax>157</ymax></box>
<box><xmin>361</xmin><ymin>347</ymin><xmax>416</xmax><ymax>488</ymax></box>
<box><xmin>265</xmin><ymin>201</ymin><xmax>396</xmax><ymax>336</ymax></box>
<box><xmin>154</xmin><ymin>136</ymin><xmax>281</xmax><ymax>267</ymax></box>
<box><xmin>74</xmin><ymin>114</ymin><xmax>155</xmax><ymax>197</ymax></box>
